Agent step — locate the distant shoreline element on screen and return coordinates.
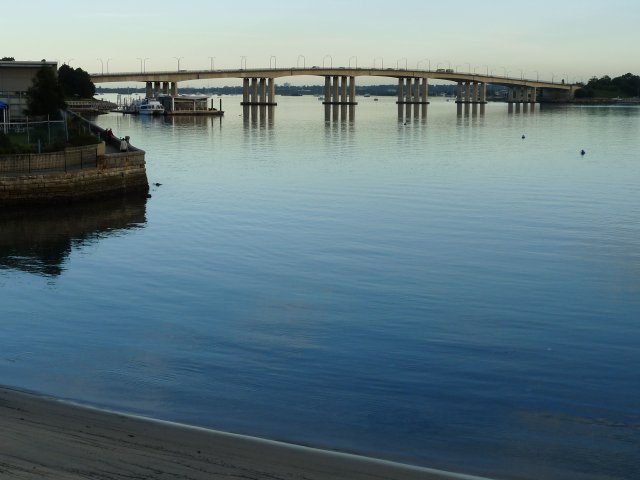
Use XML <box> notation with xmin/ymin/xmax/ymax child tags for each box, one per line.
<box><xmin>0</xmin><ymin>385</ymin><xmax>491</xmax><ymax>480</ymax></box>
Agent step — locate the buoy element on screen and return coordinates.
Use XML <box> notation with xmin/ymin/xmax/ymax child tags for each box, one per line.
<box><xmin>522</xmin><ymin>135</ymin><xmax>526</xmax><ymax>139</ymax></box>
<box><xmin>154</xmin><ymin>182</ymin><xmax>162</xmax><ymax>187</ymax></box>
<box><xmin>580</xmin><ymin>150</ymin><xmax>586</xmax><ymax>156</ymax></box>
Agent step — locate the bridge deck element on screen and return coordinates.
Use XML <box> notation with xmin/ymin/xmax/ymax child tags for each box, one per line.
<box><xmin>91</xmin><ymin>68</ymin><xmax>573</xmax><ymax>90</ymax></box>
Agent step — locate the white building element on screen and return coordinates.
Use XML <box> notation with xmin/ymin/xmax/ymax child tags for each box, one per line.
<box><xmin>0</xmin><ymin>60</ymin><xmax>58</xmax><ymax>122</ymax></box>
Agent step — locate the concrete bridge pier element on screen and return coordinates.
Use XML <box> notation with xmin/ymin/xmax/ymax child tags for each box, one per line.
<box><xmin>456</xmin><ymin>81</ymin><xmax>474</xmax><ymax>104</ymax></box>
<box><xmin>508</xmin><ymin>86</ymin><xmax>538</xmax><ymax>105</ymax></box>
<box><xmin>162</xmin><ymin>82</ymin><xmax>169</xmax><ymax>95</ymax></box>
<box><xmin>242</xmin><ymin>78</ymin><xmax>277</xmax><ymax>106</ymax></box>
<box><xmin>323</xmin><ymin>76</ymin><xmax>357</xmax><ymax>105</ymax></box>
<box><xmin>397</xmin><ymin>78</ymin><xmax>429</xmax><ymax>104</ymax></box>
<box><xmin>145</xmin><ymin>82</ymin><xmax>153</xmax><ymax>98</ymax></box>
<box><xmin>171</xmin><ymin>82</ymin><xmax>178</xmax><ymax>96</ymax></box>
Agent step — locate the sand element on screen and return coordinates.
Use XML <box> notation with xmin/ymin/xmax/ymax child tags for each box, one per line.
<box><xmin>0</xmin><ymin>386</ymin><xmax>492</xmax><ymax>480</ymax></box>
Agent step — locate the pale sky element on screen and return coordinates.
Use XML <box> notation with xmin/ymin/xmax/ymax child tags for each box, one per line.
<box><xmin>3</xmin><ymin>0</ymin><xmax>639</xmax><ymax>85</ymax></box>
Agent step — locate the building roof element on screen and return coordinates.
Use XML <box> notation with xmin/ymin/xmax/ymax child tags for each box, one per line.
<box><xmin>0</xmin><ymin>60</ymin><xmax>58</xmax><ymax>68</ymax></box>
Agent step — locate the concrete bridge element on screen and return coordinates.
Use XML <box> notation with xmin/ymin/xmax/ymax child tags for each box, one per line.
<box><xmin>91</xmin><ymin>67</ymin><xmax>577</xmax><ymax>106</ymax></box>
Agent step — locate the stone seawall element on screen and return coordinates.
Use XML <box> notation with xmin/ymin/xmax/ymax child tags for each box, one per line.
<box><xmin>0</xmin><ymin>149</ymin><xmax>149</xmax><ymax>206</ymax></box>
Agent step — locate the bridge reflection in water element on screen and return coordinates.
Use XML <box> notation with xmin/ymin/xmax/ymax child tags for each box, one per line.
<box><xmin>0</xmin><ymin>195</ymin><xmax>147</xmax><ymax>277</ymax></box>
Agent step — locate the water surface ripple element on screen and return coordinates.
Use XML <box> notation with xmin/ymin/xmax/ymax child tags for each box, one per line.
<box><xmin>1</xmin><ymin>97</ymin><xmax>639</xmax><ymax>480</ymax></box>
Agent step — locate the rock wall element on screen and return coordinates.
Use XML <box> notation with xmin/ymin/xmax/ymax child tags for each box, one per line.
<box><xmin>0</xmin><ymin>149</ymin><xmax>149</xmax><ymax>205</ymax></box>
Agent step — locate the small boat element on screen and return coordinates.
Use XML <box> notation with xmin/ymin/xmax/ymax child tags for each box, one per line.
<box><xmin>363</xmin><ymin>93</ymin><xmax>371</xmax><ymax>98</ymax></box>
<box><xmin>137</xmin><ymin>98</ymin><xmax>165</xmax><ymax>116</ymax></box>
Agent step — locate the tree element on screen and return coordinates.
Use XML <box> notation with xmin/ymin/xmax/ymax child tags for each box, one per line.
<box><xmin>1</xmin><ymin>57</ymin><xmax>15</xmax><ymax>61</ymax></box>
<box><xmin>58</xmin><ymin>64</ymin><xmax>96</xmax><ymax>98</ymax></box>
<box><xmin>25</xmin><ymin>66</ymin><xmax>66</xmax><ymax>116</ymax></box>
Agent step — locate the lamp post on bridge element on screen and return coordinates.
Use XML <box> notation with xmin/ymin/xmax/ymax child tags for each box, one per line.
<box><xmin>270</xmin><ymin>56</ymin><xmax>277</xmax><ymax>69</ymax></box>
<box><xmin>323</xmin><ymin>55</ymin><xmax>333</xmax><ymax>68</ymax></box>
<box><xmin>417</xmin><ymin>58</ymin><xmax>431</xmax><ymax>71</ymax></box>
<box><xmin>107</xmin><ymin>58</ymin><xmax>113</xmax><ymax>74</ymax></box>
<box><xmin>173</xmin><ymin>57</ymin><xmax>184</xmax><ymax>71</ymax></box>
<box><xmin>96</xmin><ymin>58</ymin><xmax>104</xmax><ymax>75</ymax></box>
<box><xmin>297</xmin><ymin>55</ymin><xmax>306</xmax><ymax>68</ymax></box>
<box><xmin>209</xmin><ymin>57</ymin><xmax>216</xmax><ymax>71</ymax></box>
<box><xmin>396</xmin><ymin>57</ymin><xmax>407</xmax><ymax>70</ymax></box>
<box><xmin>373</xmin><ymin>56</ymin><xmax>384</xmax><ymax>69</ymax></box>
<box><xmin>349</xmin><ymin>56</ymin><xmax>358</xmax><ymax>69</ymax></box>
<box><xmin>465</xmin><ymin>62</ymin><xmax>470</xmax><ymax>73</ymax></box>
<box><xmin>519</xmin><ymin>69</ymin><xmax>524</xmax><ymax>80</ymax></box>
<box><xmin>240</xmin><ymin>56</ymin><xmax>247</xmax><ymax>69</ymax></box>
<box><xmin>475</xmin><ymin>65</ymin><xmax>489</xmax><ymax>76</ymax></box>
<box><xmin>137</xmin><ymin>57</ymin><xmax>149</xmax><ymax>73</ymax></box>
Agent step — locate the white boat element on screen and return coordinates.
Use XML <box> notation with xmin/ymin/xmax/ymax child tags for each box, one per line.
<box><xmin>137</xmin><ymin>98</ymin><xmax>165</xmax><ymax>116</ymax></box>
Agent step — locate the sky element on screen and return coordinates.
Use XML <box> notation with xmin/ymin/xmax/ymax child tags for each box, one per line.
<box><xmin>3</xmin><ymin>0</ymin><xmax>639</xmax><ymax>85</ymax></box>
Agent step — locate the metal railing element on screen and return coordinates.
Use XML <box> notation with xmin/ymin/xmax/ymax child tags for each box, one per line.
<box><xmin>0</xmin><ymin>145</ymin><xmax>98</xmax><ymax>175</ymax></box>
<box><xmin>1</xmin><ymin>118</ymin><xmax>68</xmax><ymax>149</ymax></box>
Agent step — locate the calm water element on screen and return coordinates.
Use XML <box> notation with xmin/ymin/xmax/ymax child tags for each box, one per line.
<box><xmin>1</xmin><ymin>96</ymin><xmax>639</xmax><ymax>479</ymax></box>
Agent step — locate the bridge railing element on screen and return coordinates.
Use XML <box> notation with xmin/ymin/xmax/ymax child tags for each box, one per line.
<box><xmin>91</xmin><ymin>67</ymin><xmax>571</xmax><ymax>87</ymax></box>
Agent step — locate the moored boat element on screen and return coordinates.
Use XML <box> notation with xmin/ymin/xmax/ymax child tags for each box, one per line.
<box><xmin>137</xmin><ymin>98</ymin><xmax>165</xmax><ymax>116</ymax></box>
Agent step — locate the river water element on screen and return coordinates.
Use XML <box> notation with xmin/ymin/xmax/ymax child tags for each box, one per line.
<box><xmin>1</xmin><ymin>95</ymin><xmax>639</xmax><ymax>479</ymax></box>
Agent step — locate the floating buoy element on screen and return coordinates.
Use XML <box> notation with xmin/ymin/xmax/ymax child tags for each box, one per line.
<box><xmin>522</xmin><ymin>134</ymin><xmax>526</xmax><ymax>139</ymax></box>
<box><xmin>580</xmin><ymin>149</ymin><xmax>586</xmax><ymax>156</ymax></box>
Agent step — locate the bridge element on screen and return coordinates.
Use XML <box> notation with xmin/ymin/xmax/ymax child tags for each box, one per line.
<box><xmin>91</xmin><ymin>67</ymin><xmax>577</xmax><ymax>107</ymax></box>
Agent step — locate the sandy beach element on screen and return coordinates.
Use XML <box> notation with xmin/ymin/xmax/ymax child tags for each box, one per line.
<box><xmin>0</xmin><ymin>386</ymin><xmax>493</xmax><ymax>480</ymax></box>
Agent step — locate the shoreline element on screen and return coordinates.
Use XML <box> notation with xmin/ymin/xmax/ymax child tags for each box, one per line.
<box><xmin>0</xmin><ymin>385</ymin><xmax>494</xmax><ymax>480</ymax></box>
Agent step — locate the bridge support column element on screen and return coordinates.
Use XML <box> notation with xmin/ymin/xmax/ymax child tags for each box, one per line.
<box><xmin>349</xmin><ymin>77</ymin><xmax>356</xmax><ymax>104</ymax></box>
<box><xmin>153</xmin><ymin>82</ymin><xmax>161</xmax><ymax>98</ymax></box>
<box><xmin>268</xmin><ymin>78</ymin><xmax>276</xmax><ymax>105</ymax></box>
<box><xmin>250</xmin><ymin>78</ymin><xmax>258</xmax><ymax>104</ymax></box>
<box><xmin>259</xmin><ymin>78</ymin><xmax>266</xmax><ymax>104</ymax></box>
<box><xmin>170</xmin><ymin>82</ymin><xmax>178</xmax><ymax>96</ymax></box>
<box><xmin>471</xmin><ymin>82</ymin><xmax>479</xmax><ymax>103</ymax></box>
<box><xmin>464</xmin><ymin>82</ymin><xmax>471</xmax><ymax>104</ymax></box>
<box><xmin>243</xmin><ymin>78</ymin><xmax>250</xmax><ymax>104</ymax></box>
<box><xmin>162</xmin><ymin>82</ymin><xmax>169</xmax><ymax>95</ymax></box>
<box><xmin>508</xmin><ymin>88</ymin><xmax>516</xmax><ymax>103</ymax></box>
<box><xmin>145</xmin><ymin>82</ymin><xmax>153</xmax><ymax>98</ymax></box>
<box><xmin>456</xmin><ymin>82</ymin><xmax>463</xmax><ymax>103</ymax></box>
<box><xmin>421</xmin><ymin>78</ymin><xmax>429</xmax><ymax>103</ymax></box>
<box><xmin>479</xmin><ymin>83</ymin><xmax>487</xmax><ymax>103</ymax></box>
<box><xmin>529</xmin><ymin>87</ymin><xmax>537</xmax><ymax>103</ymax></box>
<box><xmin>323</xmin><ymin>76</ymin><xmax>357</xmax><ymax>105</ymax></box>
<box><xmin>241</xmin><ymin>78</ymin><xmax>276</xmax><ymax>106</ymax></box>
<box><xmin>397</xmin><ymin>78</ymin><xmax>427</xmax><ymax>104</ymax></box>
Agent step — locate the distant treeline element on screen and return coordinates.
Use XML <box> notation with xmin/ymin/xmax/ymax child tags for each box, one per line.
<box><xmin>96</xmin><ymin>83</ymin><xmax>508</xmax><ymax>97</ymax></box>
<box><xmin>576</xmin><ymin>73</ymin><xmax>640</xmax><ymax>98</ymax></box>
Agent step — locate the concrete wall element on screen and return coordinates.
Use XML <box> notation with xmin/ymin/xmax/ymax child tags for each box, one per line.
<box><xmin>0</xmin><ymin>149</ymin><xmax>149</xmax><ymax>206</ymax></box>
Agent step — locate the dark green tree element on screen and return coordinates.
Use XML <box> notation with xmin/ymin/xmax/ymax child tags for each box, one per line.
<box><xmin>25</xmin><ymin>66</ymin><xmax>66</xmax><ymax>116</ymax></box>
<box><xmin>1</xmin><ymin>57</ymin><xmax>15</xmax><ymax>61</ymax></box>
<box><xmin>58</xmin><ymin>64</ymin><xmax>96</xmax><ymax>98</ymax></box>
